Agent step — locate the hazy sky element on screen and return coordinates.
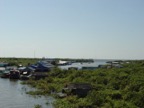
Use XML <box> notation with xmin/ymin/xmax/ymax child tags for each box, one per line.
<box><xmin>0</xmin><ymin>0</ymin><xmax>144</xmax><ymax>59</ymax></box>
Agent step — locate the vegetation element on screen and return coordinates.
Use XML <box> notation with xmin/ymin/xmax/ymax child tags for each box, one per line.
<box><xmin>34</xmin><ymin>104</ymin><xmax>42</xmax><ymax>108</ymax></box>
<box><xmin>0</xmin><ymin>57</ymin><xmax>40</xmax><ymax>66</ymax></box>
<box><xmin>22</xmin><ymin>60</ymin><xmax>144</xmax><ymax>108</ymax></box>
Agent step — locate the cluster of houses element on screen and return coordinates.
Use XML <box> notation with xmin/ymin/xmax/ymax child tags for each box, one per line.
<box><xmin>0</xmin><ymin>59</ymin><xmax>80</xmax><ymax>80</ymax></box>
<box><xmin>0</xmin><ymin>60</ymin><xmax>54</xmax><ymax>80</ymax></box>
<box><xmin>0</xmin><ymin>59</ymin><xmax>129</xmax><ymax>80</ymax></box>
<box><xmin>98</xmin><ymin>60</ymin><xmax>130</xmax><ymax>69</ymax></box>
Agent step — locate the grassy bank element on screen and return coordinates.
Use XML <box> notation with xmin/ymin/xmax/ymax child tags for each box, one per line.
<box><xmin>22</xmin><ymin>60</ymin><xmax>144</xmax><ymax>108</ymax></box>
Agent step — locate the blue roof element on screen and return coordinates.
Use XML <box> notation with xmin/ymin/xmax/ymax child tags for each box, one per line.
<box><xmin>30</xmin><ymin>61</ymin><xmax>54</xmax><ymax>71</ymax></box>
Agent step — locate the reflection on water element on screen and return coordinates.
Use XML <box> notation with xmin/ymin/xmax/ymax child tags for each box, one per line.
<box><xmin>0</xmin><ymin>78</ymin><xmax>54</xmax><ymax>108</ymax></box>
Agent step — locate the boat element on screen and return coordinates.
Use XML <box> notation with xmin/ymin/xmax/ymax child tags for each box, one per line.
<box><xmin>0</xmin><ymin>67</ymin><xmax>6</xmax><ymax>76</ymax></box>
<box><xmin>20</xmin><ymin>71</ymin><xmax>32</xmax><ymax>80</ymax></box>
<box><xmin>9</xmin><ymin>70</ymin><xmax>20</xmax><ymax>79</ymax></box>
<box><xmin>1</xmin><ymin>70</ymin><xmax>10</xmax><ymax>78</ymax></box>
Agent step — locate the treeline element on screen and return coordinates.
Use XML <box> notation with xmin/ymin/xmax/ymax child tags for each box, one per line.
<box><xmin>0</xmin><ymin>58</ymin><xmax>40</xmax><ymax>66</ymax></box>
<box><xmin>0</xmin><ymin>57</ymin><xmax>93</xmax><ymax>66</ymax></box>
<box><xmin>23</xmin><ymin>61</ymin><xmax>144</xmax><ymax>108</ymax></box>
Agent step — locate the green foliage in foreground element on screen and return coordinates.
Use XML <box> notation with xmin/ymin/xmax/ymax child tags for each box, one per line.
<box><xmin>24</xmin><ymin>61</ymin><xmax>144</xmax><ymax>108</ymax></box>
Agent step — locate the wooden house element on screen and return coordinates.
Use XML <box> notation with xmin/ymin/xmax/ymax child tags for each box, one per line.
<box><xmin>63</xmin><ymin>83</ymin><xmax>92</xmax><ymax>97</ymax></box>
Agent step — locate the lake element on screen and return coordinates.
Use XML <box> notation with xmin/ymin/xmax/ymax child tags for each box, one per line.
<box><xmin>59</xmin><ymin>59</ymin><xmax>109</xmax><ymax>70</ymax></box>
<box><xmin>0</xmin><ymin>78</ymin><xmax>54</xmax><ymax>108</ymax></box>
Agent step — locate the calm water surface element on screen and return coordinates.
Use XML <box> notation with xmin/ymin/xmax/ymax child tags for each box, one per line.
<box><xmin>59</xmin><ymin>59</ymin><xmax>108</xmax><ymax>69</ymax></box>
<box><xmin>0</xmin><ymin>78</ymin><xmax>54</xmax><ymax>108</ymax></box>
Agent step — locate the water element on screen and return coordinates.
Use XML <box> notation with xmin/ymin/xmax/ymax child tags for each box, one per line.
<box><xmin>0</xmin><ymin>78</ymin><xmax>54</xmax><ymax>108</ymax></box>
<box><xmin>59</xmin><ymin>59</ymin><xmax>108</xmax><ymax>70</ymax></box>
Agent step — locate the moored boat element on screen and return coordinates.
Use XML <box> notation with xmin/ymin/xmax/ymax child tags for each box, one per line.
<box><xmin>9</xmin><ymin>70</ymin><xmax>20</xmax><ymax>79</ymax></box>
<box><xmin>1</xmin><ymin>70</ymin><xmax>10</xmax><ymax>78</ymax></box>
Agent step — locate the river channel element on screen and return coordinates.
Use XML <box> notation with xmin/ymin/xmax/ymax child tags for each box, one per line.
<box><xmin>0</xmin><ymin>78</ymin><xmax>54</xmax><ymax>108</ymax></box>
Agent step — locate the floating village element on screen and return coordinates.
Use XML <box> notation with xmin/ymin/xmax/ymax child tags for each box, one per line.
<box><xmin>0</xmin><ymin>58</ymin><xmax>127</xmax><ymax>80</ymax></box>
<box><xmin>0</xmin><ymin>58</ymin><xmax>129</xmax><ymax>98</ymax></box>
<box><xmin>0</xmin><ymin>58</ymin><xmax>144</xmax><ymax>108</ymax></box>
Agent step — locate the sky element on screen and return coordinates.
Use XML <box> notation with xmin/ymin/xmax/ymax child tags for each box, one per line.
<box><xmin>0</xmin><ymin>0</ymin><xmax>144</xmax><ymax>59</ymax></box>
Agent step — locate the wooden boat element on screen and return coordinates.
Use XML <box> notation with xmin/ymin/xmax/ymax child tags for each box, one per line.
<box><xmin>1</xmin><ymin>70</ymin><xmax>10</xmax><ymax>78</ymax></box>
<box><xmin>9</xmin><ymin>70</ymin><xmax>20</xmax><ymax>79</ymax></box>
